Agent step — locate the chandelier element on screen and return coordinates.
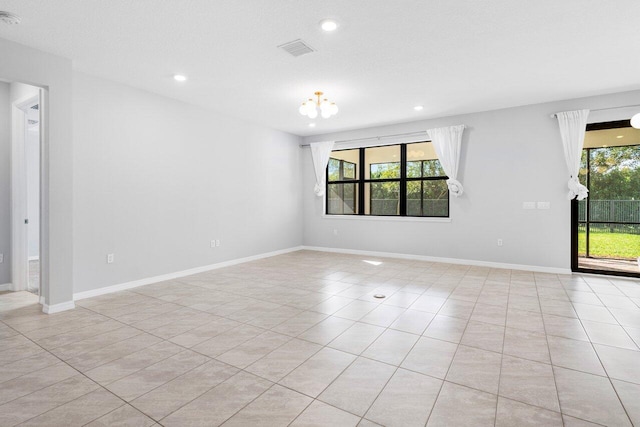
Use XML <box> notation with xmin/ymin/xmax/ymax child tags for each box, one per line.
<box><xmin>299</xmin><ymin>91</ymin><xmax>339</xmax><ymax>119</ymax></box>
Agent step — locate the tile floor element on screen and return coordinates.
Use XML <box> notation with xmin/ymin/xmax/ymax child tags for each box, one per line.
<box><xmin>1</xmin><ymin>250</ymin><xmax>640</xmax><ymax>426</ymax></box>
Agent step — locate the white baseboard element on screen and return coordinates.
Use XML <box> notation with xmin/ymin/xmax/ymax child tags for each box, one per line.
<box><xmin>301</xmin><ymin>246</ymin><xmax>572</xmax><ymax>275</ymax></box>
<box><xmin>70</xmin><ymin>244</ymin><xmax>574</xmax><ymax>303</ymax></box>
<box><xmin>42</xmin><ymin>300</ymin><xmax>75</xmax><ymax>314</ymax></box>
<box><xmin>73</xmin><ymin>246</ymin><xmax>304</xmax><ymax>301</ymax></box>
<box><xmin>0</xmin><ymin>283</ymin><xmax>12</xmax><ymax>291</ymax></box>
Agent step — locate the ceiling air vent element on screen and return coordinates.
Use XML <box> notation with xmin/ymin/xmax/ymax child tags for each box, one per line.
<box><xmin>278</xmin><ymin>39</ymin><xmax>315</xmax><ymax>57</ymax></box>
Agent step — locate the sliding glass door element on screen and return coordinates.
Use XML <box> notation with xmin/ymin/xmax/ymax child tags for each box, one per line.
<box><xmin>573</xmin><ymin>121</ymin><xmax>640</xmax><ymax>277</ymax></box>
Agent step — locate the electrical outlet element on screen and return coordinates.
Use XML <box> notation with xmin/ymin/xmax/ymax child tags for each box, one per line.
<box><xmin>0</xmin><ymin>253</ymin><xmax>3</xmax><ymax>263</ymax></box>
<box><xmin>216</xmin><ymin>239</ymin><xmax>221</xmax><ymax>247</ymax></box>
<box><xmin>210</xmin><ymin>240</ymin><xmax>216</xmax><ymax>248</ymax></box>
<box><xmin>537</xmin><ymin>201</ymin><xmax>551</xmax><ymax>210</ymax></box>
<box><xmin>107</xmin><ymin>253</ymin><xmax>114</xmax><ymax>264</ymax></box>
<box><xmin>523</xmin><ymin>202</ymin><xmax>536</xmax><ymax>210</ymax></box>
<box><xmin>497</xmin><ymin>239</ymin><xmax>503</xmax><ymax>247</ymax></box>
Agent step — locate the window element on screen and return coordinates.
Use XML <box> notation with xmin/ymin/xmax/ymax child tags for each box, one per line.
<box><xmin>326</xmin><ymin>142</ymin><xmax>449</xmax><ymax>217</ymax></box>
<box><xmin>327</xmin><ymin>151</ymin><xmax>358</xmax><ymax>215</ymax></box>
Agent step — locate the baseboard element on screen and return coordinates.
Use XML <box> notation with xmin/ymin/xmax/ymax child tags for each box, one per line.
<box><xmin>0</xmin><ymin>283</ymin><xmax>12</xmax><ymax>291</ymax></box>
<box><xmin>42</xmin><ymin>300</ymin><xmax>75</xmax><ymax>314</ymax></box>
<box><xmin>73</xmin><ymin>246</ymin><xmax>304</xmax><ymax>301</ymax></box>
<box><xmin>301</xmin><ymin>246</ymin><xmax>572</xmax><ymax>275</ymax></box>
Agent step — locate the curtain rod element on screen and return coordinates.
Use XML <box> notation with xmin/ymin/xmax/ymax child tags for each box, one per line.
<box><xmin>299</xmin><ymin>130</ymin><xmax>428</xmax><ymax>147</ymax></box>
<box><xmin>550</xmin><ymin>104</ymin><xmax>640</xmax><ymax>118</ymax></box>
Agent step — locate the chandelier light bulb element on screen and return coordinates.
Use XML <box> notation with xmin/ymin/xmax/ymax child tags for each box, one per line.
<box><xmin>298</xmin><ymin>91</ymin><xmax>337</xmax><ymax>119</ymax></box>
<box><xmin>631</xmin><ymin>112</ymin><xmax>640</xmax><ymax>129</ymax></box>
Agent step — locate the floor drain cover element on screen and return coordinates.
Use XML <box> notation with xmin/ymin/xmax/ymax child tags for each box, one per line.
<box><xmin>373</xmin><ymin>294</ymin><xmax>386</xmax><ymax>299</ymax></box>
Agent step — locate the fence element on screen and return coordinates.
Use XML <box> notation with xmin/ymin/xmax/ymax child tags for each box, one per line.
<box><xmin>370</xmin><ymin>199</ymin><xmax>449</xmax><ymax>216</ymax></box>
<box><xmin>328</xmin><ymin>199</ymin><xmax>448</xmax><ymax>216</ymax></box>
<box><xmin>578</xmin><ymin>200</ymin><xmax>640</xmax><ymax>235</ymax></box>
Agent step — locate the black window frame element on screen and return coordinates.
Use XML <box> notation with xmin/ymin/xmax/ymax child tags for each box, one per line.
<box><xmin>327</xmin><ymin>158</ymin><xmax>358</xmax><ymax>215</ymax></box>
<box><xmin>571</xmin><ymin>119</ymin><xmax>640</xmax><ymax>278</ymax></box>
<box><xmin>405</xmin><ymin>159</ymin><xmax>449</xmax><ymax>217</ymax></box>
<box><xmin>326</xmin><ymin>142</ymin><xmax>450</xmax><ymax>218</ymax></box>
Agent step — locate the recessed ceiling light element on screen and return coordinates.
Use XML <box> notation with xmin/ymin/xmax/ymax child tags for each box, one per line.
<box><xmin>0</xmin><ymin>11</ymin><xmax>21</xmax><ymax>25</ymax></box>
<box><xmin>309</xmin><ymin>123</ymin><xmax>316</xmax><ymax>128</ymax></box>
<box><xmin>616</xmin><ymin>135</ymin><xmax>624</xmax><ymax>139</ymax></box>
<box><xmin>173</xmin><ymin>74</ymin><xmax>187</xmax><ymax>82</ymax></box>
<box><xmin>320</xmin><ymin>19</ymin><xmax>338</xmax><ymax>32</ymax></box>
<box><xmin>414</xmin><ymin>105</ymin><xmax>424</xmax><ymax>111</ymax></box>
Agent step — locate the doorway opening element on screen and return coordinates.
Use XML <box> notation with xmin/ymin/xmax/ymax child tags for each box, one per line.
<box><xmin>572</xmin><ymin>120</ymin><xmax>640</xmax><ymax>277</ymax></box>
<box><xmin>10</xmin><ymin>83</ymin><xmax>43</xmax><ymax>297</ymax></box>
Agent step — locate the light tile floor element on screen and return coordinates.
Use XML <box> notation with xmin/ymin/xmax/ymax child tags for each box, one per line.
<box><xmin>1</xmin><ymin>250</ymin><xmax>640</xmax><ymax>426</ymax></box>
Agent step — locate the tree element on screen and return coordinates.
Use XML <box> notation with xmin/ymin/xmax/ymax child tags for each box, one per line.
<box><xmin>580</xmin><ymin>146</ymin><xmax>640</xmax><ymax>200</ymax></box>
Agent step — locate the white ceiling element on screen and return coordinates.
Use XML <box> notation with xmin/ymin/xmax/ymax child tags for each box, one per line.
<box><xmin>1</xmin><ymin>0</ymin><xmax>639</xmax><ymax>137</ymax></box>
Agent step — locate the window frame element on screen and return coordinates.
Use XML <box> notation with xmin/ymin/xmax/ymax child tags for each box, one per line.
<box><xmin>326</xmin><ymin>142</ymin><xmax>450</xmax><ymax>218</ymax></box>
<box><xmin>327</xmin><ymin>158</ymin><xmax>358</xmax><ymax>215</ymax></box>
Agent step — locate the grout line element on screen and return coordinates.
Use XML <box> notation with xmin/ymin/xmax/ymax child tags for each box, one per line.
<box><xmin>492</xmin><ymin>269</ymin><xmax>511</xmax><ymax>427</ymax></box>
<box><xmin>0</xmin><ymin>321</ymin><xmax>140</xmax><ymax>425</ymax></box>
<box><xmin>572</xmin><ymin>277</ymin><xmax>636</xmax><ymax>426</ymax></box>
<box><xmin>1</xmin><ymin>257</ymin><xmax>639</xmax><ymax>426</ymax></box>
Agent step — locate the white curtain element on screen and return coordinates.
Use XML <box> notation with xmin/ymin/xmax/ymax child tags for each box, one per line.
<box><xmin>556</xmin><ymin>110</ymin><xmax>589</xmax><ymax>200</ymax></box>
<box><xmin>426</xmin><ymin>125</ymin><xmax>466</xmax><ymax>197</ymax></box>
<box><xmin>309</xmin><ymin>141</ymin><xmax>335</xmax><ymax>197</ymax></box>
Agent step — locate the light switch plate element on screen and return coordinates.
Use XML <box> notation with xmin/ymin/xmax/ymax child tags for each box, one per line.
<box><xmin>537</xmin><ymin>202</ymin><xmax>551</xmax><ymax>210</ymax></box>
<box><xmin>523</xmin><ymin>202</ymin><xmax>536</xmax><ymax>210</ymax></box>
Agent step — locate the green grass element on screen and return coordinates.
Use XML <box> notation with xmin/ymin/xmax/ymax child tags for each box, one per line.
<box><xmin>578</xmin><ymin>231</ymin><xmax>640</xmax><ymax>259</ymax></box>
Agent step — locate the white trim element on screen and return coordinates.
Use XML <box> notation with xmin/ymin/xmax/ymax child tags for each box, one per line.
<box><xmin>28</xmin><ymin>256</ymin><xmax>39</xmax><ymax>262</ymax></box>
<box><xmin>303</xmin><ymin>132</ymin><xmax>431</xmax><ymax>150</ymax></box>
<box><xmin>0</xmin><ymin>283</ymin><xmax>12</xmax><ymax>291</ymax></box>
<box><xmin>322</xmin><ymin>214</ymin><xmax>451</xmax><ymax>223</ymax></box>
<box><xmin>588</xmin><ymin>106</ymin><xmax>639</xmax><ymax>124</ymax></box>
<box><xmin>73</xmin><ymin>246</ymin><xmax>304</xmax><ymax>301</ymax></box>
<box><xmin>301</xmin><ymin>245</ymin><xmax>572</xmax><ymax>275</ymax></box>
<box><xmin>42</xmin><ymin>300</ymin><xmax>75</xmax><ymax>314</ymax></box>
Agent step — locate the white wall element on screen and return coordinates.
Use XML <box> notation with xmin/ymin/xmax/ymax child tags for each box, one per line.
<box><xmin>302</xmin><ymin>90</ymin><xmax>640</xmax><ymax>272</ymax></box>
<box><xmin>0</xmin><ymin>82</ymin><xmax>10</xmax><ymax>285</ymax></box>
<box><xmin>72</xmin><ymin>72</ymin><xmax>302</xmax><ymax>293</ymax></box>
